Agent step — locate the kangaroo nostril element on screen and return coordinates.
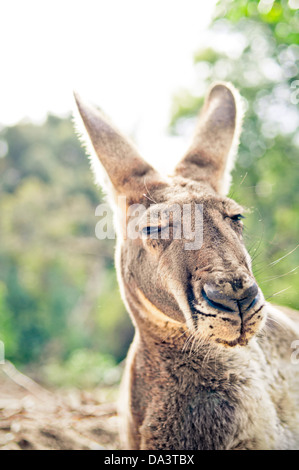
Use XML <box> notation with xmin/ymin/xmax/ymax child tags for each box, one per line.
<box><xmin>202</xmin><ymin>281</ymin><xmax>259</xmax><ymax>314</ymax></box>
<box><xmin>246</xmin><ymin>294</ymin><xmax>259</xmax><ymax>311</ymax></box>
<box><xmin>238</xmin><ymin>282</ymin><xmax>259</xmax><ymax>312</ymax></box>
<box><xmin>202</xmin><ymin>286</ymin><xmax>237</xmax><ymax>313</ymax></box>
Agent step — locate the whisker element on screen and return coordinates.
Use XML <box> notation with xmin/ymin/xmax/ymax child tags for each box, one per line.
<box><xmin>269</xmin><ymin>245</ymin><xmax>299</xmax><ymax>267</ymax></box>
<box><xmin>143</xmin><ymin>176</ymin><xmax>158</xmax><ymax>204</ymax></box>
<box><xmin>239</xmin><ymin>172</ymin><xmax>248</xmax><ymax>186</ymax></box>
<box><xmin>261</xmin><ymin>267</ymin><xmax>298</xmax><ymax>283</ymax></box>
<box><xmin>265</xmin><ymin>286</ymin><xmax>291</xmax><ymax>301</ymax></box>
<box><xmin>182</xmin><ymin>332</ymin><xmax>194</xmax><ymax>353</ymax></box>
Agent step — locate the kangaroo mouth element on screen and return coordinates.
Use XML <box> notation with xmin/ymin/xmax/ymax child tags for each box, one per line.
<box><xmin>187</xmin><ymin>285</ymin><xmax>266</xmax><ymax>347</ymax></box>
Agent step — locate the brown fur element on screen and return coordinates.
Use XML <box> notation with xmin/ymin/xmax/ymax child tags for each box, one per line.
<box><xmin>74</xmin><ymin>83</ymin><xmax>299</xmax><ymax>450</ymax></box>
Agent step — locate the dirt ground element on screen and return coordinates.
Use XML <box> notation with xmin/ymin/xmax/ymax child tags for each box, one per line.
<box><xmin>0</xmin><ymin>363</ymin><xmax>120</xmax><ymax>450</ymax></box>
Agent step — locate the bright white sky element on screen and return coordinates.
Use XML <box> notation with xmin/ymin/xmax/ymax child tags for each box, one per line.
<box><xmin>0</xmin><ymin>0</ymin><xmax>217</xmax><ymax>171</ymax></box>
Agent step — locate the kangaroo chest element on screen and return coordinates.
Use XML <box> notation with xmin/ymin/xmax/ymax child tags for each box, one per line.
<box><xmin>129</xmin><ymin>343</ymin><xmax>282</xmax><ymax>450</ymax></box>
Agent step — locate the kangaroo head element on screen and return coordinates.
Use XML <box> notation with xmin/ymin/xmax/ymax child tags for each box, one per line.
<box><xmin>75</xmin><ymin>83</ymin><xmax>266</xmax><ymax>348</ymax></box>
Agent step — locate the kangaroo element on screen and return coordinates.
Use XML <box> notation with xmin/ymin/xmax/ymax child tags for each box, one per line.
<box><xmin>74</xmin><ymin>83</ymin><xmax>299</xmax><ymax>450</ymax></box>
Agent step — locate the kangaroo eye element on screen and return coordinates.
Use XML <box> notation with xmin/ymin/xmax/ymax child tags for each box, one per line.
<box><xmin>231</xmin><ymin>214</ymin><xmax>245</xmax><ymax>221</ymax></box>
<box><xmin>141</xmin><ymin>226</ymin><xmax>162</xmax><ymax>236</ymax></box>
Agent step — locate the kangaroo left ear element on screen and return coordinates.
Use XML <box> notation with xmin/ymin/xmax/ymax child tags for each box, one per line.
<box><xmin>174</xmin><ymin>82</ymin><xmax>244</xmax><ymax>195</ymax></box>
<box><xmin>74</xmin><ymin>92</ymin><xmax>165</xmax><ymax>204</ymax></box>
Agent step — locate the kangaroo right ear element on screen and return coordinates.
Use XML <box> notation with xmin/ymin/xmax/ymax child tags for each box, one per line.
<box><xmin>174</xmin><ymin>82</ymin><xmax>243</xmax><ymax>196</ymax></box>
<box><xmin>74</xmin><ymin>92</ymin><xmax>163</xmax><ymax>203</ymax></box>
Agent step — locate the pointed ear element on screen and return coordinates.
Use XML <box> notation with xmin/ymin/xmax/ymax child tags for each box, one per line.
<box><xmin>74</xmin><ymin>92</ymin><xmax>163</xmax><ymax>203</ymax></box>
<box><xmin>174</xmin><ymin>82</ymin><xmax>243</xmax><ymax>195</ymax></box>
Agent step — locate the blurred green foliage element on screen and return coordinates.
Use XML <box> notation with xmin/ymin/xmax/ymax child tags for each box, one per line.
<box><xmin>171</xmin><ymin>0</ymin><xmax>299</xmax><ymax>309</ymax></box>
<box><xmin>42</xmin><ymin>349</ymin><xmax>121</xmax><ymax>389</ymax></box>
<box><xmin>0</xmin><ymin>114</ymin><xmax>133</xmax><ymax>384</ymax></box>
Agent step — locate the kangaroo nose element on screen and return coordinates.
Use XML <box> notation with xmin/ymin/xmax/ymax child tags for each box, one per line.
<box><xmin>202</xmin><ymin>281</ymin><xmax>259</xmax><ymax>315</ymax></box>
